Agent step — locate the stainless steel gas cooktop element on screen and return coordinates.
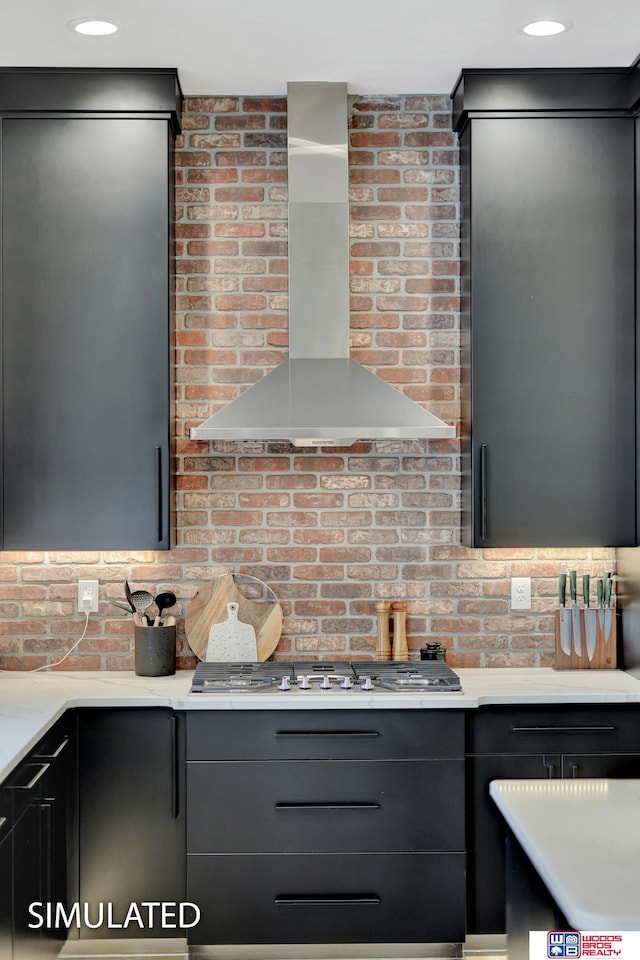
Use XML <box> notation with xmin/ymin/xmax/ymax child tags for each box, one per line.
<box><xmin>190</xmin><ymin>660</ymin><xmax>462</xmax><ymax>694</ymax></box>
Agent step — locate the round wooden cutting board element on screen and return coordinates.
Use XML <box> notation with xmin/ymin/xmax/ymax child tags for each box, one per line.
<box><xmin>185</xmin><ymin>574</ymin><xmax>283</xmax><ymax>662</ymax></box>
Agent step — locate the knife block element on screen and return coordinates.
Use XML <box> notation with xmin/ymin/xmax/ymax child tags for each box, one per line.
<box><xmin>554</xmin><ymin>609</ymin><xmax>617</xmax><ymax>670</ymax></box>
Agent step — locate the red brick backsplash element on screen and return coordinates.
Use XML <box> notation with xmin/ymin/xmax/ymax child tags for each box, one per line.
<box><xmin>0</xmin><ymin>94</ymin><xmax>614</xmax><ymax>670</ymax></box>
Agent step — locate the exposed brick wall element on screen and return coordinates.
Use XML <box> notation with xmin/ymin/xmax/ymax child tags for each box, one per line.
<box><xmin>0</xmin><ymin>93</ymin><xmax>615</xmax><ymax>671</ymax></box>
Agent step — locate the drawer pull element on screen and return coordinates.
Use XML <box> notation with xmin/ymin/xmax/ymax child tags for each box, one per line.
<box><xmin>275</xmin><ymin>731</ymin><xmax>380</xmax><ymax>739</ymax></box>
<box><xmin>275</xmin><ymin>802</ymin><xmax>380</xmax><ymax>811</ymax></box>
<box><xmin>275</xmin><ymin>895</ymin><xmax>381</xmax><ymax>906</ymax></box>
<box><xmin>511</xmin><ymin>725</ymin><xmax>616</xmax><ymax>734</ymax></box>
<box><xmin>33</xmin><ymin>736</ymin><xmax>69</xmax><ymax>759</ymax></box>
<box><xmin>7</xmin><ymin>762</ymin><xmax>50</xmax><ymax>791</ymax></box>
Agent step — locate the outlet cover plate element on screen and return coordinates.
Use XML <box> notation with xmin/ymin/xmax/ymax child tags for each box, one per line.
<box><xmin>511</xmin><ymin>577</ymin><xmax>531</xmax><ymax>610</ymax></box>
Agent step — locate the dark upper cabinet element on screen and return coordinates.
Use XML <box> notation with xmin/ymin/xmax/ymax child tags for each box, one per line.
<box><xmin>0</xmin><ymin>69</ymin><xmax>180</xmax><ymax>549</ymax></box>
<box><xmin>456</xmin><ymin>70</ymin><xmax>638</xmax><ymax>547</ymax></box>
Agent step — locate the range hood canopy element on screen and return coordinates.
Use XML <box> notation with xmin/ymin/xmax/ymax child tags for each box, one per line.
<box><xmin>190</xmin><ymin>81</ymin><xmax>456</xmax><ymax>446</ymax></box>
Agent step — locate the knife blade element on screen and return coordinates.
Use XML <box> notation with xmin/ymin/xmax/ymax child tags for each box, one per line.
<box><xmin>597</xmin><ymin>577</ymin><xmax>605</xmax><ymax>635</ymax></box>
<box><xmin>569</xmin><ymin>570</ymin><xmax>582</xmax><ymax>656</ymax></box>
<box><xmin>583</xmin><ymin>574</ymin><xmax>596</xmax><ymax>660</ymax></box>
<box><xmin>558</xmin><ymin>573</ymin><xmax>571</xmax><ymax>656</ymax></box>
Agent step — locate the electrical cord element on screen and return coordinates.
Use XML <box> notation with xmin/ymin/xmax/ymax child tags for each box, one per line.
<box><xmin>29</xmin><ymin>609</ymin><xmax>91</xmax><ymax>673</ymax></box>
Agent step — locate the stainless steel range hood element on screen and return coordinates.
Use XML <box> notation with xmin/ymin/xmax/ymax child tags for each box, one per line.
<box><xmin>190</xmin><ymin>82</ymin><xmax>456</xmax><ymax>446</ymax></box>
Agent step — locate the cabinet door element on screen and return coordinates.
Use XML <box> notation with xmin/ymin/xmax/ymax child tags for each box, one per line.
<box><xmin>562</xmin><ymin>753</ymin><xmax>640</xmax><ymax>778</ymax></box>
<box><xmin>466</xmin><ymin>754</ymin><xmax>560</xmax><ymax>936</ymax></box>
<box><xmin>12</xmin><ymin>802</ymin><xmax>48</xmax><ymax>960</ymax></box>
<box><xmin>78</xmin><ymin>709</ymin><xmax>185</xmax><ymax>938</ymax></box>
<box><xmin>0</xmin><ymin>817</ymin><xmax>11</xmax><ymax>960</ymax></box>
<box><xmin>463</xmin><ymin>117</ymin><xmax>635</xmax><ymax>546</ymax></box>
<box><xmin>0</xmin><ymin>117</ymin><xmax>171</xmax><ymax>549</ymax></box>
<box><xmin>34</xmin><ymin>720</ymin><xmax>78</xmax><ymax>919</ymax></box>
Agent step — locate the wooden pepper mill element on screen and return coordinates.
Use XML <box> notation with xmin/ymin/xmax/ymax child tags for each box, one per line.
<box><xmin>391</xmin><ymin>601</ymin><xmax>408</xmax><ymax>661</ymax></box>
<box><xmin>374</xmin><ymin>601</ymin><xmax>391</xmax><ymax>660</ymax></box>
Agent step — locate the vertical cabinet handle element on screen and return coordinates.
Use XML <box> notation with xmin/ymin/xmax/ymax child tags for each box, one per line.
<box><xmin>569</xmin><ymin>763</ymin><xmax>579</xmax><ymax>779</ymax></box>
<box><xmin>170</xmin><ymin>715</ymin><xmax>179</xmax><ymax>819</ymax></box>
<box><xmin>39</xmin><ymin>802</ymin><xmax>53</xmax><ymax>904</ymax></box>
<box><xmin>155</xmin><ymin>446</ymin><xmax>163</xmax><ymax>543</ymax></box>
<box><xmin>479</xmin><ymin>443</ymin><xmax>488</xmax><ymax>541</ymax></box>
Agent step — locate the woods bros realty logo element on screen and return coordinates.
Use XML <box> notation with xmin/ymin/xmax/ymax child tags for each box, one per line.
<box><xmin>530</xmin><ymin>931</ymin><xmax>630</xmax><ymax>958</ymax></box>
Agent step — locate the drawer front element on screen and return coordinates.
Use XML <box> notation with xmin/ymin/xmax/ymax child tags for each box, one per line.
<box><xmin>187</xmin><ymin>759</ymin><xmax>464</xmax><ymax>853</ymax></box>
<box><xmin>5</xmin><ymin>759</ymin><xmax>50</xmax><ymax>823</ymax></box>
<box><xmin>187</xmin><ymin>852</ymin><xmax>465</xmax><ymax>944</ymax></box>
<box><xmin>187</xmin><ymin>710</ymin><xmax>464</xmax><ymax>761</ymax></box>
<box><xmin>468</xmin><ymin>706</ymin><xmax>640</xmax><ymax>755</ymax></box>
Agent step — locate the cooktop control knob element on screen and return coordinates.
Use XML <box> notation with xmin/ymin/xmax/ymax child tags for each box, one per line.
<box><xmin>299</xmin><ymin>677</ymin><xmax>310</xmax><ymax>689</ymax></box>
<box><xmin>320</xmin><ymin>676</ymin><xmax>332</xmax><ymax>690</ymax></box>
<box><xmin>278</xmin><ymin>676</ymin><xmax>290</xmax><ymax>691</ymax></box>
<box><xmin>361</xmin><ymin>676</ymin><xmax>375</xmax><ymax>691</ymax></box>
<box><xmin>340</xmin><ymin>676</ymin><xmax>353</xmax><ymax>690</ymax></box>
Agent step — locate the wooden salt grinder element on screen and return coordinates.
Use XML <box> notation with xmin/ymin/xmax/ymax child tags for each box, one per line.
<box><xmin>391</xmin><ymin>601</ymin><xmax>408</xmax><ymax>661</ymax></box>
<box><xmin>375</xmin><ymin>601</ymin><xmax>391</xmax><ymax>660</ymax></box>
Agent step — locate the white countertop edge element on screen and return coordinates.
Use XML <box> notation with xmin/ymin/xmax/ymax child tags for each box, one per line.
<box><xmin>490</xmin><ymin>779</ymin><xmax>640</xmax><ymax>930</ymax></box>
<box><xmin>2</xmin><ymin>667</ymin><xmax>640</xmax><ymax>783</ymax></box>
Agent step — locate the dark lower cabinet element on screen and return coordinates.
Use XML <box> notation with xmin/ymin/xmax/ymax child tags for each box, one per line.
<box><xmin>505</xmin><ymin>832</ymin><xmax>567</xmax><ymax>960</ymax></box>
<box><xmin>6</xmin><ymin>711</ymin><xmax>77</xmax><ymax>960</ymax></box>
<box><xmin>33</xmin><ymin>718</ymin><xmax>78</xmax><ymax>919</ymax></box>
<box><xmin>12</xmin><ymin>801</ymin><xmax>50</xmax><ymax>960</ymax></box>
<box><xmin>467</xmin><ymin>753</ymin><xmax>555</xmax><ymax>935</ymax></box>
<box><xmin>466</xmin><ymin>706</ymin><xmax>640</xmax><ymax>935</ymax></box>
<box><xmin>78</xmin><ymin>709</ymin><xmax>186</xmax><ymax>938</ymax></box>
<box><xmin>0</xmin><ymin>804</ymin><xmax>12</xmax><ymax>960</ymax></box>
<box><xmin>186</xmin><ymin>710</ymin><xmax>466</xmax><ymax>944</ymax></box>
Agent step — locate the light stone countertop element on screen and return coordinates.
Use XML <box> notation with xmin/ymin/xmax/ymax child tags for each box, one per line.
<box><xmin>2</xmin><ymin>666</ymin><xmax>640</xmax><ymax>781</ymax></box>
<box><xmin>490</xmin><ymin>778</ymin><xmax>640</xmax><ymax>930</ymax></box>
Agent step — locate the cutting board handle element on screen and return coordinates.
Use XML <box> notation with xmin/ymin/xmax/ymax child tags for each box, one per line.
<box><xmin>227</xmin><ymin>602</ymin><xmax>239</xmax><ymax>620</ymax></box>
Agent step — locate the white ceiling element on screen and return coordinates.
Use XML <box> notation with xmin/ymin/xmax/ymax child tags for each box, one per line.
<box><xmin>3</xmin><ymin>0</ymin><xmax>640</xmax><ymax>95</ymax></box>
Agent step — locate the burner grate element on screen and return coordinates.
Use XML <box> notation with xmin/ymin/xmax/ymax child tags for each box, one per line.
<box><xmin>190</xmin><ymin>659</ymin><xmax>462</xmax><ymax>693</ymax></box>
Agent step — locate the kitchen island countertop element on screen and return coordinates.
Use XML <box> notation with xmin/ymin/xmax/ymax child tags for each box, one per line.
<box><xmin>2</xmin><ymin>666</ymin><xmax>640</xmax><ymax>781</ymax></box>
<box><xmin>491</xmin><ymin>777</ymin><xmax>640</xmax><ymax>930</ymax></box>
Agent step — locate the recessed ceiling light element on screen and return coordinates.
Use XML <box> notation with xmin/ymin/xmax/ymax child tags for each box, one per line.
<box><xmin>68</xmin><ymin>18</ymin><xmax>119</xmax><ymax>36</ymax></box>
<box><xmin>521</xmin><ymin>19</ymin><xmax>571</xmax><ymax>37</ymax></box>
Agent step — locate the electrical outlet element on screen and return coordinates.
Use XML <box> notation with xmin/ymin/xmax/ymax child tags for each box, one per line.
<box><xmin>511</xmin><ymin>577</ymin><xmax>531</xmax><ymax>610</ymax></box>
<box><xmin>78</xmin><ymin>579</ymin><xmax>99</xmax><ymax>613</ymax></box>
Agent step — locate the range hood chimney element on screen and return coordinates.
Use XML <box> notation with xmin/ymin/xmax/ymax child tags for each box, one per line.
<box><xmin>190</xmin><ymin>82</ymin><xmax>456</xmax><ymax>446</ymax></box>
